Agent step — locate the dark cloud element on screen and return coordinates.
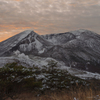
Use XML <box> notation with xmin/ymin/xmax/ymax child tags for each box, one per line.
<box><xmin>0</xmin><ymin>0</ymin><xmax>100</xmax><ymax>41</ymax></box>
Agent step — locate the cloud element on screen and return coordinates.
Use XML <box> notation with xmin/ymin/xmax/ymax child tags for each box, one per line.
<box><xmin>13</xmin><ymin>0</ymin><xmax>23</xmax><ymax>1</ymax></box>
<box><xmin>0</xmin><ymin>0</ymin><xmax>100</xmax><ymax>41</ymax></box>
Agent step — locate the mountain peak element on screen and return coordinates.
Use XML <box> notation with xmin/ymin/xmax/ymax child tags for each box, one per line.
<box><xmin>71</xmin><ymin>29</ymin><xmax>90</xmax><ymax>32</ymax></box>
<box><xmin>70</xmin><ymin>29</ymin><xmax>91</xmax><ymax>35</ymax></box>
<box><xmin>0</xmin><ymin>30</ymin><xmax>37</xmax><ymax>56</ymax></box>
<box><xmin>17</xmin><ymin>30</ymin><xmax>36</xmax><ymax>41</ymax></box>
<box><xmin>24</xmin><ymin>30</ymin><xmax>33</xmax><ymax>32</ymax></box>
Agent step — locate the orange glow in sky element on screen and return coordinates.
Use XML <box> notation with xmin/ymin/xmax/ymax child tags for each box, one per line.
<box><xmin>0</xmin><ymin>0</ymin><xmax>100</xmax><ymax>42</ymax></box>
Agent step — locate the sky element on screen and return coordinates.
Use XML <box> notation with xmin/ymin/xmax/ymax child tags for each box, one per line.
<box><xmin>0</xmin><ymin>0</ymin><xmax>100</xmax><ymax>42</ymax></box>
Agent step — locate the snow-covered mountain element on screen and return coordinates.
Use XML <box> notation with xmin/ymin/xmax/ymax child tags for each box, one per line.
<box><xmin>0</xmin><ymin>30</ymin><xmax>53</xmax><ymax>56</ymax></box>
<box><xmin>42</xmin><ymin>29</ymin><xmax>100</xmax><ymax>73</ymax></box>
<box><xmin>0</xmin><ymin>29</ymin><xmax>100</xmax><ymax>73</ymax></box>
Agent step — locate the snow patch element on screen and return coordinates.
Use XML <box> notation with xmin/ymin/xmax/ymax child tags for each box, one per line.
<box><xmin>38</xmin><ymin>48</ymin><xmax>45</xmax><ymax>54</ymax></box>
<box><xmin>66</xmin><ymin>67</ymin><xmax>100</xmax><ymax>80</ymax></box>
<box><xmin>18</xmin><ymin>30</ymin><xmax>33</xmax><ymax>41</ymax></box>
<box><xmin>35</xmin><ymin>38</ymin><xmax>43</xmax><ymax>51</ymax></box>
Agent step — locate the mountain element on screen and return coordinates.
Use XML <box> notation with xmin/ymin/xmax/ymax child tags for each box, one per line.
<box><xmin>0</xmin><ymin>29</ymin><xmax>100</xmax><ymax>73</ymax></box>
<box><xmin>42</xmin><ymin>29</ymin><xmax>100</xmax><ymax>73</ymax></box>
<box><xmin>0</xmin><ymin>30</ymin><xmax>53</xmax><ymax>56</ymax></box>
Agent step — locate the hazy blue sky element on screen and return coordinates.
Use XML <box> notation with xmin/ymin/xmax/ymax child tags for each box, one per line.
<box><xmin>0</xmin><ymin>0</ymin><xmax>100</xmax><ymax>41</ymax></box>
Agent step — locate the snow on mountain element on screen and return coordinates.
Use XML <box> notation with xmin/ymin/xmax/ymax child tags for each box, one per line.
<box><xmin>42</xmin><ymin>31</ymin><xmax>76</xmax><ymax>45</ymax></box>
<box><xmin>1</xmin><ymin>29</ymin><xmax>100</xmax><ymax>74</ymax></box>
<box><xmin>42</xmin><ymin>29</ymin><xmax>100</xmax><ymax>45</ymax></box>
<box><xmin>0</xmin><ymin>30</ymin><xmax>33</xmax><ymax>56</ymax></box>
<box><xmin>42</xmin><ymin>30</ymin><xmax>100</xmax><ymax>71</ymax></box>
<box><xmin>13</xmin><ymin>30</ymin><xmax>53</xmax><ymax>55</ymax></box>
<box><xmin>0</xmin><ymin>30</ymin><xmax>53</xmax><ymax>56</ymax></box>
<box><xmin>0</xmin><ymin>50</ymin><xmax>65</xmax><ymax>69</ymax></box>
<box><xmin>1</xmin><ymin>54</ymin><xmax>100</xmax><ymax>80</ymax></box>
<box><xmin>59</xmin><ymin>66</ymin><xmax>100</xmax><ymax>80</ymax></box>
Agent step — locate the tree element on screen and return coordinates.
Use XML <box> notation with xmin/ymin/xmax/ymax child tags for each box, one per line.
<box><xmin>48</xmin><ymin>60</ymin><xmax>58</xmax><ymax>70</ymax></box>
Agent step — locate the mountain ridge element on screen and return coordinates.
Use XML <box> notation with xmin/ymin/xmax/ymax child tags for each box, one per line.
<box><xmin>0</xmin><ymin>29</ymin><xmax>100</xmax><ymax>73</ymax></box>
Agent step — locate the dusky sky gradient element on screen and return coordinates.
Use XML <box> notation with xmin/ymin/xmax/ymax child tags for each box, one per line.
<box><xmin>0</xmin><ymin>0</ymin><xmax>100</xmax><ymax>41</ymax></box>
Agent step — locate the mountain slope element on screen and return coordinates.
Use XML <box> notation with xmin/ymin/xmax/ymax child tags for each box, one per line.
<box><xmin>0</xmin><ymin>29</ymin><xmax>100</xmax><ymax>73</ymax></box>
<box><xmin>41</xmin><ymin>30</ymin><xmax>100</xmax><ymax>72</ymax></box>
<box><xmin>42</xmin><ymin>30</ymin><xmax>100</xmax><ymax>61</ymax></box>
<box><xmin>0</xmin><ymin>30</ymin><xmax>33</xmax><ymax>56</ymax></box>
<box><xmin>0</xmin><ymin>30</ymin><xmax>53</xmax><ymax>56</ymax></box>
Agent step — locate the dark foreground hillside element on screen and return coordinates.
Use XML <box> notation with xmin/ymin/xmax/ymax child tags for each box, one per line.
<box><xmin>0</xmin><ymin>62</ymin><xmax>100</xmax><ymax>100</ymax></box>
